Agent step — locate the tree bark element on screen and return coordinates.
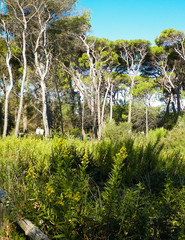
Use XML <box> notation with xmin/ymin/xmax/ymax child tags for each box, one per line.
<box><xmin>97</xmin><ymin>91</ymin><xmax>101</xmax><ymax>139</ymax></box>
<box><xmin>2</xmin><ymin>20</ymin><xmax>13</xmax><ymax>138</ymax></box>
<box><xmin>171</xmin><ymin>94</ymin><xmax>177</xmax><ymax>120</ymax></box>
<box><xmin>128</xmin><ymin>91</ymin><xmax>133</xmax><ymax>123</ymax></box>
<box><xmin>0</xmin><ymin>102</ymin><xmax>2</xmax><ymax>136</ymax></box>
<box><xmin>55</xmin><ymin>81</ymin><xmax>64</xmax><ymax>135</ymax></box>
<box><xmin>81</xmin><ymin>99</ymin><xmax>86</xmax><ymax>139</ymax></box>
<box><xmin>3</xmin><ymin>67</ymin><xmax>13</xmax><ymax>137</ymax></box>
<box><xmin>34</xmin><ymin>19</ymin><xmax>51</xmax><ymax>138</ymax></box>
<box><xmin>145</xmin><ymin>105</ymin><xmax>148</xmax><ymax>137</ymax></box>
<box><xmin>162</xmin><ymin>97</ymin><xmax>170</xmax><ymax>126</ymax></box>
<box><xmin>23</xmin><ymin>104</ymin><xmax>28</xmax><ymax>133</ymax></box>
<box><xmin>177</xmin><ymin>86</ymin><xmax>181</xmax><ymax>117</ymax></box>
<box><xmin>68</xmin><ymin>76</ymin><xmax>76</xmax><ymax>128</ymax></box>
<box><xmin>15</xmin><ymin>28</ymin><xmax>27</xmax><ymax>136</ymax></box>
<box><xmin>41</xmin><ymin>79</ymin><xmax>50</xmax><ymax>138</ymax></box>
<box><xmin>17</xmin><ymin>219</ymin><xmax>50</xmax><ymax>240</ymax></box>
<box><xmin>110</xmin><ymin>83</ymin><xmax>113</xmax><ymax>120</ymax></box>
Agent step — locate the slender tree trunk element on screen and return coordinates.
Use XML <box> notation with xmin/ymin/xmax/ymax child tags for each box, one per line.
<box><xmin>0</xmin><ymin>101</ymin><xmax>2</xmax><ymax>136</ymax></box>
<box><xmin>77</xmin><ymin>93</ymin><xmax>86</xmax><ymax>139</ymax></box>
<box><xmin>128</xmin><ymin>92</ymin><xmax>133</xmax><ymax>123</ymax></box>
<box><xmin>81</xmin><ymin>100</ymin><xmax>86</xmax><ymax>140</ymax></box>
<box><xmin>34</xmin><ymin>31</ymin><xmax>50</xmax><ymax>138</ymax></box>
<box><xmin>15</xmin><ymin>30</ymin><xmax>27</xmax><ymax>136</ymax></box>
<box><xmin>97</xmin><ymin>91</ymin><xmax>101</xmax><ymax>139</ymax></box>
<box><xmin>23</xmin><ymin>115</ymin><xmax>28</xmax><ymax>133</ymax></box>
<box><xmin>15</xmin><ymin>78</ymin><xmax>26</xmax><ymax>136</ymax></box>
<box><xmin>128</xmin><ymin>78</ymin><xmax>135</xmax><ymax>123</ymax></box>
<box><xmin>177</xmin><ymin>86</ymin><xmax>181</xmax><ymax>116</ymax></box>
<box><xmin>92</xmin><ymin>109</ymin><xmax>97</xmax><ymax>138</ymax></box>
<box><xmin>162</xmin><ymin>97</ymin><xmax>171</xmax><ymax>126</ymax></box>
<box><xmin>90</xmin><ymin>85</ymin><xmax>97</xmax><ymax>138</ymax></box>
<box><xmin>68</xmin><ymin>76</ymin><xmax>76</xmax><ymax>127</ymax></box>
<box><xmin>110</xmin><ymin>83</ymin><xmax>113</xmax><ymax>120</ymax></box>
<box><xmin>3</xmin><ymin>51</ymin><xmax>13</xmax><ymax>137</ymax></box>
<box><xmin>145</xmin><ymin>105</ymin><xmax>148</xmax><ymax>137</ymax></box>
<box><xmin>23</xmin><ymin>104</ymin><xmax>28</xmax><ymax>133</ymax></box>
<box><xmin>55</xmin><ymin>81</ymin><xmax>64</xmax><ymax>135</ymax></box>
<box><xmin>41</xmin><ymin>79</ymin><xmax>50</xmax><ymax>138</ymax></box>
<box><xmin>3</xmin><ymin>94</ymin><xmax>10</xmax><ymax>137</ymax></box>
<box><xmin>98</xmin><ymin>80</ymin><xmax>110</xmax><ymax>139</ymax></box>
<box><xmin>171</xmin><ymin>94</ymin><xmax>177</xmax><ymax>120</ymax></box>
<box><xmin>3</xmin><ymin>27</ymin><xmax>13</xmax><ymax>138</ymax></box>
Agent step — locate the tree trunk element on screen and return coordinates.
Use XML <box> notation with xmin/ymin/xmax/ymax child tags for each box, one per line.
<box><xmin>162</xmin><ymin>97</ymin><xmax>170</xmax><ymax>126</ymax></box>
<box><xmin>110</xmin><ymin>83</ymin><xmax>113</xmax><ymax>120</ymax></box>
<box><xmin>0</xmin><ymin>101</ymin><xmax>2</xmax><ymax>136</ymax></box>
<box><xmin>23</xmin><ymin>104</ymin><xmax>28</xmax><ymax>133</ymax></box>
<box><xmin>77</xmin><ymin>93</ymin><xmax>85</xmax><ymax>139</ymax></box>
<box><xmin>128</xmin><ymin>78</ymin><xmax>135</xmax><ymax>123</ymax></box>
<box><xmin>3</xmin><ymin>94</ymin><xmax>10</xmax><ymax>137</ymax></box>
<box><xmin>128</xmin><ymin>92</ymin><xmax>133</xmax><ymax>123</ymax></box>
<box><xmin>15</xmin><ymin>78</ymin><xmax>25</xmax><ymax>136</ymax></box>
<box><xmin>90</xmin><ymin>85</ymin><xmax>97</xmax><ymax>138</ymax></box>
<box><xmin>15</xmin><ymin>30</ymin><xmax>27</xmax><ymax>137</ymax></box>
<box><xmin>92</xmin><ymin>110</ymin><xmax>97</xmax><ymax>138</ymax></box>
<box><xmin>55</xmin><ymin>81</ymin><xmax>64</xmax><ymax>135</ymax></box>
<box><xmin>41</xmin><ymin>80</ymin><xmax>50</xmax><ymax>138</ymax></box>
<box><xmin>97</xmin><ymin>91</ymin><xmax>101</xmax><ymax>139</ymax></box>
<box><xmin>171</xmin><ymin>94</ymin><xmax>177</xmax><ymax>120</ymax></box>
<box><xmin>177</xmin><ymin>86</ymin><xmax>181</xmax><ymax>117</ymax></box>
<box><xmin>68</xmin><ymin>76</ymin><xmax>76</xmax><ymax>128</ymax></box>
<box><xmin>81</xmin><ymin>100</ymin><xmax>86</xmax><ymax>140</ymax></box>
<box><xmin>145</xmin><ymin>105</ymin><xmax>148</xmax><ymax>137</ymax></box>
<box><xmin>98</xmin><ymin>80</ymin><xmax>111</xmax><ymax>139</ymax></box>
<box><xmin>3</xmin><ymin>47</ymin><xmax>13</xmax><ymax>138</ymax></box>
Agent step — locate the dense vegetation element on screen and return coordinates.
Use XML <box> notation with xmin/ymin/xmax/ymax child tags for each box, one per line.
<box><xmin>1</xmin><ymin>119</ymin><xmax>185</xmax><ymax>239</ymax></box>
<box><xmin>1</xmin><ymin>1</ymin><xmax>185</xmax><ymax>239</ymax></box>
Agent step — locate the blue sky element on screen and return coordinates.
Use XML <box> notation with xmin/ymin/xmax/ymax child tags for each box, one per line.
<box><xmin>77</xmin><ymin>0</ymin><xmax>185</xmax><ymax>44</ymax></box>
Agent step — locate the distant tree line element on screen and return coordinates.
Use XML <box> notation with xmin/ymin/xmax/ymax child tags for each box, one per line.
<box><xmin>0</xmin><ymin>0</ymin><xmax>185</xmax><ymax>138</ymax></box>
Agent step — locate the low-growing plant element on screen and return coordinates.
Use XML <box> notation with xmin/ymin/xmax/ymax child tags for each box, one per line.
<box><xmin>0</xmin><ymin>126</ymin><xmax>185</xmax><ymax>239</ymax></box>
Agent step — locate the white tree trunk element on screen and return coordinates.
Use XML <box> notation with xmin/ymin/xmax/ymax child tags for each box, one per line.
<box><xmin>34</xmin><ymin>18</ymin><xmax>51</xmax><ymax>138</ymax></box>
<box><xmin>23</xmin><ymin>104</ymin><xmax>28</xmax><ymax>133</ymax></box>
<box><xmin>128</xmin><ymin>77</ymin><xmax>135</xmax><ymax>123</ymax></box>
<box><xmin>3</xmin><ymin>94</ymin><xmax>10</xmax><ymax>138</ymax></box>
<box><xmin>97</xmin><ymin>91</ymin><xmax>101</xmax><ymax>139</ymax></box>
<box><xmin>41</xmin><ymin>80</ymin><xmax>50</xmax><ymax>138</ymax></box>
<box><xmin>15</xmin><ymin>29</ymin><xmax>27</xmax><ymax>136</ymax></box>
<box><xmin>82</xmin><ymin>101</ymin><xmax>86</xmax><ymax>139</ymax></box>
<box><xmin>97</xmin><ymin>80</ymin><xmax>111</xmax><ymax>139</ymax></box>
<box><xmin>128</xmin><ymin>92</ymin><xmax>133</xmax><ymax>123</ymax></box>
<box><xmin>2</xmin><ymin>21</ymin><xmax>13</xmax><ymax>138</ymax></box>
<box><xmin>110</xmin><ymin>83</ymin><xmax>113</xmax><ymax>120</ymax></box>
<box><xmin>3</xmin><ymin>72</ymin><xmax>13</xmax><ymax>138</ymax></box>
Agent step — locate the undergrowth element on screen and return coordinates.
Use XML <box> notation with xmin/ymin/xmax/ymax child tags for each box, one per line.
<box><xmin>0</xmin><ymin>123</ymin><xmax>185</xmax><ymax>239</ymax></box>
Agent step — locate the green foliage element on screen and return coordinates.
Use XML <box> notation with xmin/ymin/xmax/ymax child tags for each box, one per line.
<box><xmin>102</xmin><ymin>119</ymin><xmax>132</xmax><ymax>143</ymax></box>
<box><xmin>156</xmin><ymin>28</ymin><xmax>185</xmax><ymax>46</ymax></box>
<box><xmin>0</xmin><ymin>39</ymin><xmax>8</xmax><ymax>56</ymax></box>
<box><xmin>1</xmin><ymin>128</ymin><xmax>185</xmax><ymax>239</ymax></box>
<box><xmin>102</xmin><ymin>145</ymin><xmax>127</xmax><ymax>215</ymax></box>
<box><xmin>115</xmin><ymin>39</ymin><xmax>150</xmax><ymax>53</ymax></box>
<box><xmin>133</xmin><ymin>76</ymin><xmax>156</xmax><ymax>98</ymax></box>
<box><xmin>150</xmin><ymin>45</ymin><xmax>165</xmax><ymax>55</ymax></box>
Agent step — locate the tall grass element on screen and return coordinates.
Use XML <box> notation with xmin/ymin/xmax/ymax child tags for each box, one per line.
<box><xmin>0</xmin><ymin>122</ymin><xmax>185</xmax><ymax>239</ymax></box>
